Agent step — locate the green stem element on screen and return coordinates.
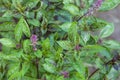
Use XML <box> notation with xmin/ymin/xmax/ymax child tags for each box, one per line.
<box><xmin>87</xmin><ymin>68</ymin><xmax>99</xmax><ymax>80</ymax></box>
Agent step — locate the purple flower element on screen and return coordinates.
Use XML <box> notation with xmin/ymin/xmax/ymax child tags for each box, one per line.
<box><xmin>74</xmin><ymin>45</ymin><xmax>81</xmax><ymax>51</ymax></box>
<box><xmin>61</xmin><ymin>71</ymin><xmax>69</xmax><ymax>78</ymax></box>
<box><xmin>30</xmin><ymin>34</ymin><xmax>38</xmax><ymax>43</ymax></box>
<box><xmin>77</xmin><ymin>0</ymin><xmax>104</xmax><ymax>21</ymax></box>
<box><xmin>94</xmin><ymin>0</ymin><xmax>103</xmax><ymax>9</ymax></box>
<box><xmin>30</xmin><ymin>34</ymin><xmax>38</xmax><ymax>51</ymax></box>
<box><xmin>86</xmin><ymin>0</ymin><xmax>103</xmax><ymax>16</ymax></box>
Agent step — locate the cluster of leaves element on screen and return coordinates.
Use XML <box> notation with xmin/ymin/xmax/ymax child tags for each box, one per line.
<box><xmin>0</xmin><ymin>0</ymin><xmax>120</xmax><ymax>80</ymax></box>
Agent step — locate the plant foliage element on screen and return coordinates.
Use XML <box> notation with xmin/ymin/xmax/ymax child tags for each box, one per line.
<box><xmin>0</xmin><ymin>0</ymin><xmax>120</xmax><ymax>80</ymax></box>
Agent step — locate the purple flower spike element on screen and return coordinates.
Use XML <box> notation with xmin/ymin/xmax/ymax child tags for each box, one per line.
<box><xmin>77</xmin><ymin>0</ymin><xmax>104</xmax><ymax>21</ymax></box>
<box><xmin>61</xmin><ymin>71</ymin><xmax>69</xmax><ymax>78</ymax></box>
<box><xmin>30</xmin><ymin>34</ymin><xmax>38</xmax><ymax>51</ymax></box>
<box><xmin>94</xmin><ymin>0</ymin><xmax>103</xmax><ymax>9</ymax></box>
<box><xmin>30</xmin><ymin>34</ymin><xmax>38</xmax><ymax>43</ymax></box>
<box><xmin>74</xmin><ymin>45</ymin><xmax>81</xmax><ymax>51</ymax></box>
<box><xmin>86</xmin><ymin>0</ymin><xmax>103</xmax><ymax>16</ymax></box>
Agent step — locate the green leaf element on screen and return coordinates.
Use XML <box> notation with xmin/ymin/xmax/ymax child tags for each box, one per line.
<box><xmin>100</xmin><ymin>49</ymin><xmax>111</xmax><ymax>59</ymax></box>
<box><xmin>7</xmin><ymin>63</ymin><xmax>20</xmax><ymax>80</ymax></box>
<box><xmin>56</xmin><ymin>76</ymin><xmax>64</xmax><ymax>80</ymax></box>
<box><xmin>0</xmin><ymin>53</ymin><xmax>18</xmax><ymax>61</ymax></box>
<box><xmin>99</xmin><ymin>23</ymin><xmax>114</xmax><ymax>38</ymax></box>
<box><xmin>2</xmin><ymin>10</ymin><xmax>13</xmax><ymax>18</ymax></box>
<box><xmin>22</xmin><ymin>76</ymin><xmax>37</xmax><ymax>80</ymax></box>
<box><xmin>27</xmin><ymin>19</ymin><xmax>40</xmax><ymax>27</ymax></box>
<box><xmin>0</xmin><ymin>16</ymin><xmax>12</xmax><ymax>22</ymax></box>
<box><xmin>23</xmin><ymin>39</ymin><xmax>31</xmax><ymax>53</ymax></box>
<box><xmin>43</xmin><ymin>63</ymin><xmax>55</xmax><ymax>73</ymax></box>
<box><xmin>103</xmin><ymin>40</ymin><xmax>120</xmax><ymax>49</ymax></box>
<box><xmin>0</xmin><ymin>22</ymin><xmax>15</xmax><ymax>31</ymax></box>
<box><xmin>55</xmin><ymin>10</ymin><xmax>72</xmax><ymax>22</ymax></box>
<box><xmin>29</xmin><ymin>64</ymin><xmax>37</xmax><ymax>78</ymax></box>
<box><xmin>15</xmin><ymin>17</ymin><xmax>24</xmax><ymax>42</ymax></box>
<box><xmin>41</xmin><ymin>38</ymin><xmax>50</xmax><ymax>50</ymax></box>
<box><xmin>82</xmin><ymin>45</ymin><xmax>104</xmax><ymax>53</ymax></box>
<box><xmin>59</xmin><ymin>22</ymin><xmax>72</xmax><ymax>32</ymax></box>
<box><xmin>107</xmin><ymin>68</ymin><xmax>120</xmax><ymax>80</ymax></box>
<box><xmin>0</xmin><ymin>32</ymin><xmax>14</xmax><ymax>39</ymax></box>
<box><xmin>63</xmin><ymin>4</ymin><xmax>80</xmax><ymax>16</ymax></box>
<box><xmin>95</xmin><ymin>58</ymin><xmax>104</xmax><ymax>69</ymax></box>
<box><xmin>15</xmin><ymin>17</ymin><xmax>31</xmax><ymax>42</ymax></box>
<box><xmin>70</xmin><ymin>72</ymin><xmax>86</xmax><ymax>80</ymax></box>
<box><xmin>68</xmin><ymin>22</ymin><xmax>79</xmax><ymax>44</ymax></box>
<box><xmin>26</xmin><ymin>0</ymin><xmax>40</xmax><ymax>9</ymax></box>
<box><xmin>8</xmin><ymin>72</ymin><xmax>20</xmax><ymax>80</ymax></box>
<box><xmin>57</xmin><ymin>40</ymin><xmax>72</xmax><ymax>50</ymax></box>
<box><xmin>21</xmin><ymin>17</ymin><xmax>31</xmax><ymax>37</ymax></box>
<box><xmin>45</xmin><ymin>58</ymin><xmax>55</xmax><ymax>64</ymax></box>
<box><xmin>86</xmin><ymin>17</ymin><xmax>107</xmax><ymax>30</ymax></box>
<box><xmin>25</xmin><ymin>12</ymin><xmax>35</xmax><ymax>18</ymax></box>
<box><xmin>49</xmin><ymin>0</ymin><xmax>62</xmax><ymax>2</ymax></box>
<box><xmin>63</xmin><ymin>0</ymin><xmax>74</xmax><ymax>4</ymax></box>
<box><xmin>81</xmin><ymin>31</ymin><xmax>90</xmax><ymax>44</ymax></box>
<box><xmin>86</xmin><ymin>36</ymin><xmax>96</xmax><ymax>45</ymax></box>
<box><xmin>100</xmin><ymin>0</ymin><xmax>120</xmax><ymax>11</ymax></box>
<box><xmin>20</xmin><ymin>62</ymin><xmax>30</xmax><ymax>77</ymax></box>
<box><xmin>0</xmin><ymin>38</ymin><xmax>15</xmax><ymax>47</ymax></box>
<box><xmin>34</xmin><ymin>50</ymin><xmax>42</xmax><ymax>58</ymax></box>
<box><xmin>0</xmin><ymin>50</ymin><xmax>23</xmax><ymax>61</ymax></box>
<box><xmin>71</xmin><ymin>60</ymin><xmax>86</xmax><ymax>80</ymax></box>
<box><xmin>82</xmin><ymin>45</ymin><xmax>111</xmax><ymax>58</ymax></box>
